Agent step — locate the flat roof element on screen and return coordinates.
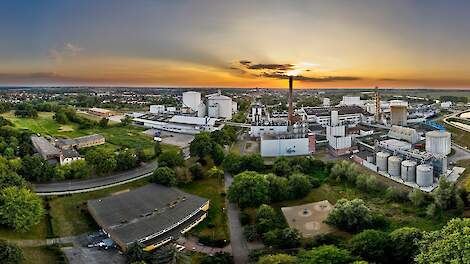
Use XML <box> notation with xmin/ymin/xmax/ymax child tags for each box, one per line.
<box><xmin>87</xmin><ymin>184</ymin><xmax>208</xmax><ymax>247</ymax></box>
<box><xmin>31</xmin><ymin>136</ymin><xmax>61</xmax><ymax>157</ymax></box>
<box><xmin>303</xmin><ymin>105</ymin><xmax>369</xmax><ymax>117</ymax></box>
<box><xmin>168</xmin><ymin>115</ymin><xmax>218</xmax><ymax>126</ymax></box>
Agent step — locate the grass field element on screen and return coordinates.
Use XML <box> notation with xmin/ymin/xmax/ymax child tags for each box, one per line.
<box><xmin>0</xmin><ymin>217</ymin><xmax>49</xmax><ymax>240</ymax></box>
<box><xmin>48</xmin><ymin>178</ymin><xmax>151</xmax><ymax>237</ymax></box>
<box><xmin>21</xmin><ymin>246</ymin><xmax>63</xmax><ymax>264</ymax></box>
<box><xmin>1</xmin><ymin>111</ymin><xmax>157</xmax><ymax>154</ymax></box>
<box><xmin>180</xmin><ymin>177</ymin><xmax>229</xmax><ymax>241</ymax></box>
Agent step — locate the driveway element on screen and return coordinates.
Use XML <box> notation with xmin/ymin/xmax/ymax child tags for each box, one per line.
<box><xmin>224</xmin><ymin>171</ymin><xmax>249</xmax><ymax>264</ymax></box>
<box><xmin>33</xmin><ymin>160</ymin><xmax>158</xmax><ymax>195</ymax></box>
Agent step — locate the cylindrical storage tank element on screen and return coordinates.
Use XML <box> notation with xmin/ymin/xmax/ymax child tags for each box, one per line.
<box><xmin>182</xmin><ymin>91</ymin><xmax>201</xmax><ymax>111</ymax></box>
<box><xmin>388</xmin><ymin>156</ymin><xmax>402</xmax><ymax>177</ymax></box>
<box><xmin>376</xmin><ymin>152</ymin><xmax>390</xmax><ymax>172</ymax></box>
<box><xmin>367</xmin><ymin>155</ymin><xmax>375</xmax><ymax>164</ymax></box>
<box><xmin>416</xmin><ymin>164</ymin><xmax>433</xmax><ymax>187</ymax></box>
<box><xmin>425</xmin><ymin>131</ymin><xmax>451</xmax><ymax>156</ymax></box>
<box><xmin>401</xmin><ymin>160</ymin><xmax>417</xmax><ymax>182</ymax></box>
<box><xmin>197</xmin><ymin>103</ymin><xmax>206</xmax><ymax>117</ymax></box>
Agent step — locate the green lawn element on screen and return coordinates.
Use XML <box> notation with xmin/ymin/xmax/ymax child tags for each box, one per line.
<box><xmin>180</xmin><ymin>177</ymin><xmax>229</xmax><ymax>241</ymax></box>
<box><xmin>1</xmin><ymin>111</ymin><xmax>158</xmax><ymax>154</ymax></box>
<box><xmin>48</xmin><ymin>178</ymin><xmax>151</xmax><ymax>237</ymax></box>
<box><xmin>21</xmin><ymin>246</ymin><xmax>63</xmax><ymax>264</ymax></box>
<box><xmin>0</xmin><ymin>217</ymin><xmax>49</xmax><ymax>240</ymax></box>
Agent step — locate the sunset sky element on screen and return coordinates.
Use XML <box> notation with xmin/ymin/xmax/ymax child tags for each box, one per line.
<box><xmin>2</xmin><ymin>0</ymin><xmax>470</xmax><ymax>89</ymax></box>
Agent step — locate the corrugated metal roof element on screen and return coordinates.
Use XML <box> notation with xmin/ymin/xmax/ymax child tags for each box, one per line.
<box><xmin>168</xmin><ymin>115</ymin><xmax>218</xmax><ymax>126</ymax></box>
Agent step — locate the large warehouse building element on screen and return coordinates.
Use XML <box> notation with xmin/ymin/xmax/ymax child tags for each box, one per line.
<box><xmin>88</xmin><ymin>184</ymin><xmax>209</xmax><ymax>252</ymax></box>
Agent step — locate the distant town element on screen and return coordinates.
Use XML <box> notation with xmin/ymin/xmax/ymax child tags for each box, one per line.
<box><xmin>0</xmin><ymin>84</ymin><xmax>468</xmax><ymax>264</ymax></box>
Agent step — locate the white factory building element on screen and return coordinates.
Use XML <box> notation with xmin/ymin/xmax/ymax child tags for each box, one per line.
<box><xmin>133</xmin><ymin>115</ymin><xmax>223</xmax><ymax>134</ymax></box>
<box><xmin>389</xmin><ymin>100</ymin><xmax>408</xmax><ymax>126</ymax></box>
<box><xmin>387</xmin><ymin>126</ymin><xmax>420</xmax><ymax>144</ymax></box>
<box><xmin>299</xmin><ymin>106</ymin><xmax>373</xmax><ymax>127</ymax></box>
<box><xmin>260</xmin><ymin>132</ymin><xmax>316</xmax><ymax>157</ymax></box>
<box><xmin>340</xmin><ymin>96</ymin><xmax>364</xmax><ymax>106</ymax></box>
<box><xmin>325</xmin><ymin>110</ymin><xmax>353</xmax><ymax>156</ymax></box>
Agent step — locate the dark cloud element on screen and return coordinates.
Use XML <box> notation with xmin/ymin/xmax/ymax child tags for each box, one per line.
<box><xmin>239</xmin><ymin>60</ymin><xmax>252</xmax><ymax>66</ymax></box>
<box><xmin>246</xmin><ymin>63</ymin><xmax>294</xmax><ymax>71</ymax></box>
<box><xmin>262</xmin><ymin>72</ymin><xmax>361</xmax><ymax>82</ymax></box>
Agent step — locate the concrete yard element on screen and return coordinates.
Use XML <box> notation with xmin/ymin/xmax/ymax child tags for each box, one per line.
<box><xmin>281</xmin><ymin>200</ymin><xmax>335</xmax><ymax>238</ymax></box>
<box><xmin>143</xmin><ymin>129</ymin><xmax>194</xmax><ymax>148</ymax></box>
<box><xmin>62</xmin><ymin>247</ymin><xmax>125</xmax><ymax>264</ymax></box>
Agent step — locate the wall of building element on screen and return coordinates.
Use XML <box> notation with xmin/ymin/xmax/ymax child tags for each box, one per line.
<box><xmin>260</xmin><ymin>137</ymin><xmax>310</xmax><ymax>157</ymax></box>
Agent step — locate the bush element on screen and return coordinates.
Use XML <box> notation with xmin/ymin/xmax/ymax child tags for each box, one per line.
<box><xmin>243</xmin><ymin>225</ymin><xmax>258</xmax><ymax>241</ymax></box>
<box><xmin>189</xmin><ymin>162</ymin><xmax>204</xmax><ymax>180</ymax></box>
<box><xmin>255</xmin><ymin>204</ymin><xmax>282</xmax><ymax>234</ymax></box>
<box><xmin>325</xmin><ymin>199</ymin><xmax>374</xmax><ymax>233</ymax></box>
<box><xmin>298</xmin><ymin>245</ymin><xmax>353</xmax><ymax>264</ymax></box>
<box><xmin>305</xmin><ymin>234</ymin><xmax>345</xmax><ymax>249</ymax></box>
<box><xmin>288</xmin><ymin>173</ymin><xmax>312</xmax><ymax>199</ymax></box>
<box><xmin>152</xmin><ymin>166</ymin><xmax>177</xmax><ymax>186</ymax></box>
<box><xmin>0</xmin><ymin>239</ymin><xmax>23</xmax><ymax>264</ymax></box>
<box><xmin>198</xmin><ymin>236</ymin><xmax>230</xmax><ymax>248</ymax></box>
<box><xmin>349</xmin><ymin>229</ymin><xmax>390</xmax><ymax>263</ymax></box>
<box><xmin>158</xmin><ymin>150</ymin><xmax>184</xmax><ymax>168</ymax></box>
<box><xmin>258</xmin><ymin>254</ymin><xmax>297</xmax><ymax>264</ymax></box>
<box><xmin>263</xmin><ymin>228</ymin><xmax>301</xmax><ymax>249</ymax></box>
<box><xmin>239</xmin><ymin>211</ymin><xmax>251</xmax><ymax>226</ymax></box>
<box><xmin>389</xmin><ymin>227</ymin><xmax>422</xmax><ymax>263</ymax></box>
<box><xmin>201</xmin><ymin>252</ymin><xmax>233</xmax><ymax>264</ymax></box>
<box><xmin>408</xmin><ymin>189</ymin><xmax>426</xmax><ymax>207</ymax></box>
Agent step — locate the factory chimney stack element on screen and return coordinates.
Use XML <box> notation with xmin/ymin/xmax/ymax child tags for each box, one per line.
<box><xmin>288</xmin><ymin>76</ymin><xmax>294</xmax><ymax>125</ymax></box>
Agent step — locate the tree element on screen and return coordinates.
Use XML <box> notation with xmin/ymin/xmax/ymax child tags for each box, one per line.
<box><xmin>288</xmin><ymin>173</ymin><xmax>312</xmax><ymax>199</ymax></box>
<box><xmin>258</xmin><ymin>254</ymin><xmax>297</xmax><ymax>264</ymax></box>
<box><xmin>273</xmin><ymin>157</ymin><xmax>291</xmax><ymax>177</ymax></box>
<box><xmin>0</xmin><ymin>239</ymin><xmax>23</xmax><ymax>264</ymax></box>
<box><xmin>415</xmin><ymin>218</ymin><xmax>470</xmax><ymax>264</ymax></box>
<box><xmin>211</xmin><ymin>143</ymin><xmax>225</xmax><ymax>165</ymax></box>
<box><xmin>325</xmin><ymin>199</ymin><xmax>373</xmax><ymax>233</ymax></box>
<box><xmin>189</xmin><ymin>162</ymin><xmax>204</xmax><ymax>180</ymax></box>
<box><xmin>99</xmin><ymin>117</ymin><xmax>109</xmax><ymax>128</ymax></box>
<box><xmin>389</xmin><ymin>227</ymin><xmax>422</xmax><ymax>263</ymax></box>
<box><xmin>0</xmin><ymin>163</ymin><xmax>28</xmax><ymax>189</ymax></box>
<box><xmin>223</xmin><ymin>153</ymin><xmax>242</xmax><ymax>174</ymax></box>
<box><xmin>85</xmin><ymin>148</ymin><xmax>117</xmax><ymax>175</ymax></box>
<box><xmin>116</xmin><ymin>149</ymin><xmax>138</xmax><ymax>171</ymax></box>
<box><xmin>227</xmin><ymin>171</ymin><xmax>270</xmax><ymax>208</ymax></box>
<box><xmin>433</xmin><ymin>176</ymin><xmax>459</xmax><ymax>210</ymax></box>
<box><xmin>330</xmin><ymin>160</ymin><xmax>359</xmax><ymax>183</ymax></box>
<box><xmin>297</xmin><ymin>245</ymin><xmax>353</xmax><ymax>264</ymax></box>
<box><xmin>55</xmin><ymin>160</ymin><xmax>91</xmax><ymax>180</ymax></box>
<box><xmin>152</xmin><ymin>166</ymin><xmax>177</xmax><ymax>186</ymax></box>
<box><xmin>190</xmin><ymin>132</ymin><xmax>213</xmax><ymax>159</ymax></box>
<box><xmin>121</xmin><ymin>116</ymin><xmax>133</xmax><ymax>126</ymax></box>
<box><xmin>408</xmin><ymin>188</ymin><xmax>426</xmax><ymax>207</ymax></box>
<box><xmin>255</xmin><ymin>204</ymin><xmax>281</xmax><ymax>234</ymax></box>
<box><xmin>53</xmin><ymin>111</ymin><xmax>68</xmax><ymax>124</ymax></box>
<box><xmin>266</xmin><ymin>174</ymin><xmax>290</xmax><ymax>202</ymax></box>
<box><xmin>154</xmin><ymin>141</ymin><xmax>162</xmax><ymax>157</ymax></box>
<box><xmin>263</xmin><ymin>228</ymin><xmax>301</xmax><ymax>249</ymax></box>
<box><xmin>201</xmin><ymin>252</ymin><xmax>233</xmax><ymax>264</ymax></box>
<box><xmin>126</xmin><ymin>242</ymin><xmax>146</xmax><ymax>264</ymax></box>
<box><xmin>0</xmin><ymin>187</ymin><xmax>44</xmax><ymax>231</ymax></box>
<box><xmin>240</xmin><ymin>154</ymin><xmax>265</xmax><ymax>172</ymax></box>
<box><xmin>158</xmin><ymin>150</ymin><xmax>184</xmax><ymax>168</ymax></box>
<box><xmin>349</xmin><ymin>229</ymin><xmax>390</xmax><ymax>263</ymax></box>
<box><xmin>20</xmin><ymin>155</ymin><xmax>56</xmax><ymax>182</ymax></box>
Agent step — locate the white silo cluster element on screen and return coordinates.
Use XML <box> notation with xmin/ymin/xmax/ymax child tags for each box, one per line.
<box><xmin>425</xmin><ymin>130</ymin><xmax>451</xmax><ymax>156</ymax></box>
<box><xmin>375</xmin><ymin>151</ymin><xmax>433</xmax><ymax>187</ymax></box>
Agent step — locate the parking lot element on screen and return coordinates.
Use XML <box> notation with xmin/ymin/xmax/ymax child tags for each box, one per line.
<box><xmin>143</xmin><ymin>129</ymin><xmax>194</xmax><ymax>148</ymax></box>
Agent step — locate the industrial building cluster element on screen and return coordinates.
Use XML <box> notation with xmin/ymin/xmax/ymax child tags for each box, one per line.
<box><xmin>246</xmin><ymin>79</ymin><xmax>464</xmax><ymax>191</ymax></box>
<box><xmin>31</xmin><ymin>134</ymin><xmax>105</xmax><ymax>165</ymax></box>
<box><xmin>129</xmin><ymin>91</ymin><xmax>237</xmax><ymax>134</ymax></box>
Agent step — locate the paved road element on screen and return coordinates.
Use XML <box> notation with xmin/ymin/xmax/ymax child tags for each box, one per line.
<box><xmin>33</xmin><ymin>160</ymin><xmax>159</xmax><ymax>196</ymax></box>
<box><xmin>449</xmin><ymin>144</ymin><xmax>470</xmax><ymax>163</ymax></box>
<box><xmin>224</xmin><ymin>171</ymin><xmax>249</xmax><ymax>264</ymax></box>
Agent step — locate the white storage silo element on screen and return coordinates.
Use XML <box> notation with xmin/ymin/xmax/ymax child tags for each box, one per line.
<box><xmin>197</xmin><ymin>102</ymin><xmax>206</xmax><ymax>117</ymax></box>
<box><xmin>401</xmin><ymin>160</ymin><xmax>417</xmax><ymax>182</ymax></box>
<box><xmin>425</xmin><ymin>131</ymin><xmax>451</xmax><ymax>156</ymax></box>
<box><xmin>182</xmin><ymin>91</ymin><xmax>201</xmax><ymax>111</ymax></box>
<box><xmin>207</xmin><ymin>94</ymin><xmax>232</xmax><ymax>119</ymax></box>
<box><xmin>416</xmin><ymin>164</ymin><xmax>433</xmax><ymax>187</ymax></box>
<box><xmin>376</xmin><ymin>152</ymin><xmax>390</xmax><ymax>172</ymax></box>
<box><xmin>388</xmin><ymin>156</ymin><xmax>402</xmax><ymax>177</ymax></box>
<box><xmin>390</xmin><ymin>100</ymin><xmax>408</xmax><ymax>126</ymax></box>
<box><xmin>208</xmin><ymin>103</ymin><xmax>219</xmax><ymax>118</ymax></box>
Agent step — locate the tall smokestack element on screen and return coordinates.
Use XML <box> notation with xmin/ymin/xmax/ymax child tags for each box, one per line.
<box><xmin>288</xmin><ymin>76</ymin><xmax>293</xmax><ymax>125</ymax></box>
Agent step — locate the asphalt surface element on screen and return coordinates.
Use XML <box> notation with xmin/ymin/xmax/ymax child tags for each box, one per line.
<box><xmin>224</xmin><ymin>171</ymin><xmax>249</xmax><ymax>264</ymax></box>
<box><xmin>33</xmin><ymin>160</ymin><xmax>159</xmax><ymax>195</ymax></box>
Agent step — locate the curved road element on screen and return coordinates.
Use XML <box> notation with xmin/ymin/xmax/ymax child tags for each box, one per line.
<box><xmin>33</xmin><ymin>160</ymin><xmax>158</xmax><ymax>196</ymax></box>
